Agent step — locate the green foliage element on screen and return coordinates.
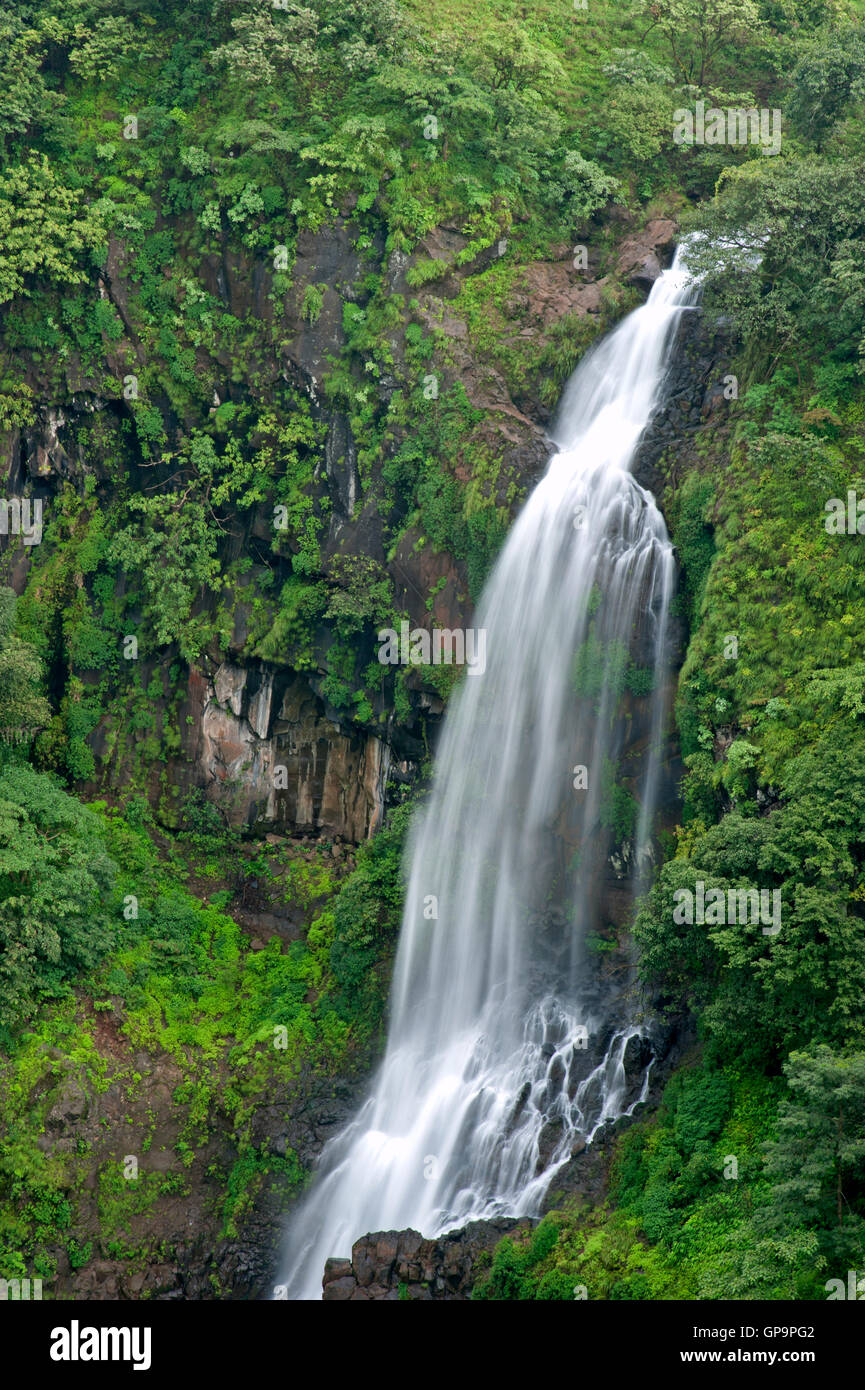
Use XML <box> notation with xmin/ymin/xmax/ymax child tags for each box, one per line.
<box><xmin>0</xmin><ymin>791</ymin><xmax>393</xmax><ymax>1295</ymax></box>
<box><xmin>386</xmin><ymin>383</ymin><xmax>510</xmax><ymax>602</ymax></box>
<box><xmin>0</xmin><ymin>156</ymin><xmax>107</xmax><ymax>305</ymax></box>
<box><xmin>0</xmin><ymin>589</ymin><xmax>51</xmax><ymax>744</ymax></box>
<box><xmin>324</xmin><ymin>555</ymin><xmax>394</xmax><ymax>639</ymax></box>
<box><xmin>257</xmin><ymin>576</ymin><xmax>327</xmax><ymax>668</ymax></box>
<box><xmin>301</xmin><ymin>282</ymin><xmax>326</xmax><ymax>324</ymax></box>
<box><xmin>755</xmin><ymin>1046</ymin><xmax>865</xmax><ymax>1269</ymax></box>
<box><xmin>108</xmin><ymin>494</ymin><xmax>221</xmax><ymax>662</ymax></box>
<box><xmin>636</xmin><ymin>773</ymin><xmax>865</xmax><ymax>1065</ymax></box>
<box><xmin>670</xmin><ymin>473</ymin><xmax>715</xmax><ymax>636</ymax></box>
<box><xmin>688</xmin><ymin>158</ymin><xmax>865</xmax><ymax>367</ymax></box>
<box><xmin>786</xmin><ymin>26</ymin><xmax>865</xmax><ymax>146</ymax></box>
<box><xmin>625</xmin><ymin>664</ymin><xmax>655</xmax><ymax>697</ymax></box>
<box><xmin>643</xmin><ymin>0</ymin><xmax>766</xmax><ymax>89</ymax></box>
<box><xmin>0</xmin><ymin>767</ymin><xmax>116</xmax><ymax>1037</ymax></box>
<box><xmin>602</xmin><ymin>76</ymin><xmax>675</xmax><ymax>165</ymax></box>
<box><xmin>329</xmin><ymin>801</ymin><xmax>412</xmax><ymax>1024</ymax></box>
<box><xmin>0</xmin><ymin>375</ymin><xmax>35</xmax><ymax>429</ymax></box>
<box><xmin>473</xmin><ymin>1216</ymin><xmax>562</xmax><ymax>1300</ymax></box>
<box><xmin>0</xmin><ymin>12</ymin><xmax>55</xmax><ymax>157</ymax></box>
<box><xmin>220</xmin><ymin>1147</ymin><xmax>303</xmax><ymax>1239</ymax></box>
<box><xmin>599</xmin><ymin>760</ymin><xmax>640</xmax><ymax>846</ymax></box>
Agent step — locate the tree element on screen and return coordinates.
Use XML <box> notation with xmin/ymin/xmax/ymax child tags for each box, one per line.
<box><xmin>0</xmin><ymin>12</ymin><xmax>54</xmax><ymax>156</ymax></box>
<box><xmin>601</xmin><ymin>51</ymin><xmax>676</xmax><ymax>163</ymax></box>
<box><xmin>635</xmin><ymin>750</ymin><xmax>865</xmax><ymax>1063</ymax></box>
<box><xmin>0</xmin><ymin>588</ymin><xmax>50</xmax><ymax>746</ymax></box>
<box><xmin>211</xmin><ymin>0</ymin><xmax>321</xmax><ymax>89</ymax></box>
<box><xmin>66</xmin><ymin>16</ymin><xmax>157</xmax><ymax>81</ymax></box>
<box><xmin>472</xmin><ymin>22</ymin><xmax>565</xmax><ymax>97</ymax></box>
<box><xmin>0</xmin><ymin>156</ymin><xmax>107</xmax><ymax>306</ymax></box>
<box><xmin>686</xmin><ymin>158</ymin><xmax>865</xmax><ymax>365</ymax></box>
<box><xmin>0</xmin><ymin>765</ymin><xmax>116</xmax><ymax>1035</ymax></box>
<box><xmin>558</xmin><ymin>151</ymin><xmax>620</xmax><ymax>222</ymax></box>
<box><xmin>108</xmin><ymin>492</ymin><xmax>222</xmax><ymax>662</ymax></box>
<box><xmin>642</xmin><ymin>0</ymin><xmax>766</xmax><ymax>89</ymax></box>
<box><xmin>759</xmin><ymin>0</ymin><xmax>848</xmax><ymax>33</ymax></box>
<box><xmin>786</xmin><ymin>28</ymin><xmax>865</xmax><ymax>147</ymax></box>
<box><xmin>211</xmin><ymin>0</ymin><xmax>407</xmax><ymax>90</ymax></box>
<box><xmin>756</xmin><ymin>1047</ymin><xmax>865</xmax><ymax>1267</ymax></box>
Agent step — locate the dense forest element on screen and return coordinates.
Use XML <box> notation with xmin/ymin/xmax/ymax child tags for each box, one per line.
<box><xmin>2</xmin><ymin>0</ymin><xmax>865</xmax><ymax>1310</ymax></box>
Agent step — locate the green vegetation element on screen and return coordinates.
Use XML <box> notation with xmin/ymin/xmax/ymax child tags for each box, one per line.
<box><xmin>2</xmin><ymin>0</ymin><xmax>865</xmax><ymax>1301</ymax></box>
<box><xmin>0</xmin><ymin>784</ymin><xmax>411</xmax><ymax>1284</ymax></box>
<box><xmin>0</xmin><ymin>766</ymin><xmax>116</xmax><ymax>1038</ymax></box>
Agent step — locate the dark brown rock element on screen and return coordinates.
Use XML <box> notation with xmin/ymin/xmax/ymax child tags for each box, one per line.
<box><xmin>322</xmin><ymin>1221</ymin><xmax>530</xmax><ymax>1301</ymax></box>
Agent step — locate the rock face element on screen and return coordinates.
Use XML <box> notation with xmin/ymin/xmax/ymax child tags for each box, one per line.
<box><xmin>615</xmin><ymin>217</ymin><xmax>677</xmax><ymax>290</ymax></box>
<box><xmin>322</xmin><ymin>1220</ymin><xmax>530</xmax><ymax>1301</ymax></box>
<box><xmin>27</xmin><ymin>1027</ymin><xmax>372</xmax><ymax>1301</ymax></box>
<box><xmin>632</xmin><ymin>304</ymin><xmax>737</xmax><ymax>503</ymax></box>
<box><xmin>198</xmin><ymin>663</ymin><xmax>390</xmax><ymax>839</ymax></box>
<box><xmin>87</xmin><ymin>655</ymin><xmax>391</xmax><ymax>840</ymax></box>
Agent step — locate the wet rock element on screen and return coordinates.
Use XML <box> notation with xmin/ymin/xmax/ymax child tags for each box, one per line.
<box><xmin>537</xmin><ymin>1117</ymin><xmax>566</xmax><ymax>1170</ymax></box>
<box><xmin>324</xmin><ymin>1276</ymin><xmax>356</xmax><ymax>1301</ymax></box>
<box><xmin>623</xmin><ymin>1032</ymin><xmax>654</xmax><ymax>1079</ymax></box>
<box><xmin>322</xmin><ymin>1220</ymin><xmax>529</xmax><ymax>1301</ymax></box>
<box><xmin>632</xmin><ymin>304</ymin><xmax>737</xmax><ymax>507</ymax></box>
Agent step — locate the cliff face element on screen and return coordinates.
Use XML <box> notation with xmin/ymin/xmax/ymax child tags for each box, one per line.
<box><xmin>89</xmin><ymin>657</ymin><xmax>392</xmax><ymax>842</ymax></box>
<box><xmin>632</xmin><ymin>302</ymin><xmax>738</xmax><ymax>505</ymax></box>
<box><xmin>4</xmin><ymin>210</ymin><xmax>680</xmax><ymax>843</ymax></box>
<box><xmin>27</xmin><ymin>1022</ymin><xmax>371</xmax><ymax>1300</ymax></box>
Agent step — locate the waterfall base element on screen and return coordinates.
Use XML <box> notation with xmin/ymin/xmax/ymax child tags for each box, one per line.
<box><xmin>312</xmin><ymin>1008</ymin><xmax>696</xmax><ymax>1300</ymax></box>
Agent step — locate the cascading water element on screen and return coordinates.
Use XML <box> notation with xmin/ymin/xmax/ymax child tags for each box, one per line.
<box><xmin>279</xmin><ymin>246</ymin><xmax>699</xmax><ymax>1299</ymax></box>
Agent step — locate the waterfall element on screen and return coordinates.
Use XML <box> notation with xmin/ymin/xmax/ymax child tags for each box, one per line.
<box><xmin>279</xmin><ymin>246</ymin><xmax>699</xmax><ymax>1299</ymax></box>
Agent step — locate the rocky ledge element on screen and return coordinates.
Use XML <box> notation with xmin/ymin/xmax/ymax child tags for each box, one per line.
<box><xmin>322</xmin><ymin>1219</ymin><xmax>530</xmax><ymax>1301</ymax></box>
